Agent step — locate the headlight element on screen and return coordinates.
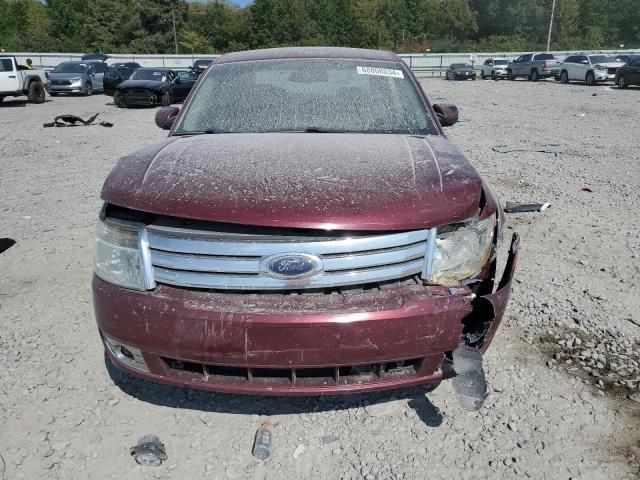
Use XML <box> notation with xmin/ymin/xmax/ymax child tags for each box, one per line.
<box><xmin>95</xmin><ymin>219</ymin><xmax>147</xmax><ymax>290</ymax></box>
<box><xmin>70</xmin><ymin>77</ymin><xmax>82</xmax><ymax>83</ymax></box>
<box><xmin>427</xmin><ymin>215</ymin><xmax>496</xmax><ymax>286</ymax></box>
<box><xmin>594</xmin><ymin>64</ymin><xmax>607</xmax><ymax>71</ymax></box>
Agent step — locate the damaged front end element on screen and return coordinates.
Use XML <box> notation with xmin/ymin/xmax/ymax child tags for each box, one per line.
<box><xmin>449</xmin><ymin>232</ymin><xmax>520</xmax><ymax>410</ymax></box>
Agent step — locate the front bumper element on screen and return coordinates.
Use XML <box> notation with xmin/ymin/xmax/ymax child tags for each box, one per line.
<box><xmin>454</xmin><ymin>73</ymin><xmax>476</xmax><ymax>80</ymax></box>
<box><xmin>119</xmin><ymin>90</ymin><xmax>159</xmax><ymax>106</ymax></box>
<box><xmin>94</xmin><ymin>234</ymin><xmax>519</xmax><ymax>395</ymax></box>
<box><xmin>595</xmin><ymin>71</ymin><xmax>616</xmax><ymax>82</ymax></box>
<box><xmin>46</xmin><ymin>84</ymin><xmax>84</xmax><ymax>93</ymax></box>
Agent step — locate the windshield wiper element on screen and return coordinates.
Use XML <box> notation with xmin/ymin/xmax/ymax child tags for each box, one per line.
<box><xmin>265</xmin><ymin>128</ymin><xmax>364</xmax><ymax>133</ymax></box>
<box><xmin>172</xmin><ymin>129</ymin><xmax>226</xmax><ymax>136</ymax></box>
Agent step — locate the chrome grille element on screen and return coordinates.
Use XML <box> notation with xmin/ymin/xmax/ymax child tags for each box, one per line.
<box><xmin>145</xmin><ymin>224</ymin><xmax>434</xmax><ymax>291</ymax></box>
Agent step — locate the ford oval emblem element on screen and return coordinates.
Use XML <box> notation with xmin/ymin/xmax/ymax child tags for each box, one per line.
<box><xmin>263</xmin><ymin>254</ymin><xmax>323</xmax><ymax>279</ymax></box>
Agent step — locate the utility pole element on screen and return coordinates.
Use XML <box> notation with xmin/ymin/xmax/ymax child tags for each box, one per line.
<box><xmin>172</xmin><ymin>8</ymin><xmax>179</xmax><ymax>55</ymax></box>
<box><xmin>546</xmin><ymin>0</ymin><xmax>556</xmax><ymax>51</ymax></box>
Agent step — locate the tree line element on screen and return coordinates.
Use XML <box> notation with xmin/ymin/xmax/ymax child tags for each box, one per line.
<box><xmin>1</xmin><ymin>0</ymin><xmax>639</xmax><ymax>55</ymax></box>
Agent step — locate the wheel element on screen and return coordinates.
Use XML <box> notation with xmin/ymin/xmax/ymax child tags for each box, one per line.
<box><xmin>491</xmin><ymin>71</ymin><xmax>496</xmax><ymax>80</ymax></box>
<box><xmin>507</xmin><ymin>69</ymin><xmax>514</xmax><ymax>81</ymax></box>
<box><xmin>560</xmin><ymin>70</ymin><xmax>569</xmax><ymax>84</ymax></box>
<box><xmin>160</xmin><ymin>91</ymin><xmax>172</xmax><ymax>106</ymax></box>
<box><xmin>27</xmin><ymin>81</ymin><xmax>46</xmax><ymax>103</ymax></box>
<box><xmin>617</xmin><ymin>75</ymin><xmax>627</xmax><ymax>89</ymax></box>
<box><xmin>49</xmin><ymin>92</ymin><xmax>58</xmax><ymax>96</ymax></box>
<box><xmin>530</xmin><ymin>69</ymin><xmax>539</xmax><ymax>82</ymax></box>
<box><xmin>84</xmin><ymin>83</ymin><xmax>93</xmax><ymax>96</ymax></box>
<box><xmin>480</xmin><ymin>71</ymin><xmax>486</xmax><ymax>79</ymax></box>
<box><xmin>113</xmin><ymin>91</ymin><xmax>126</xmax><ymax>108</ymax></box>
<box><xmin>585</xmin><ymin>72</ymin><xmax>596</xmax><ymax>86</ymax></box>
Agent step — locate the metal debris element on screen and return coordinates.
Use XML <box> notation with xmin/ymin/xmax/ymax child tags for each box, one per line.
<box><xmin>492</xmin><ymin>144</ymin><xmax>565</xmax><ymax>154</ymax></box>
<box><xmin>504</xmin><ymin>202</ymin><xmax>550</xmax><ymax>213</ymax></box>
<box><xmin>130</xmin><ymin>435</ymin><xmax>167</xmax><ymax>467</ymax></box>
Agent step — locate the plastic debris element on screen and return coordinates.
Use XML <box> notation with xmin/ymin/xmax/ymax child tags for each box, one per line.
<box><xmin>252</xmin><ymin>420</ymin><xmax>273</xmax><ymax>460</ymax></box>
<box><xmin>130</xmin><ymin>435</ymin><xmax>167</xmax><ymax>467</ymax></box>
<box><xmin>43</xmin><ymin>113</ymin><xmax>112</xmax><ymax>128</ymax></box>
<box><xmin>504</xmin><ymin>202</ymin><xmax>550</xmax><ymax>213</ymax></box>
<box><xmin>0</xmin><ymin>238</ymin><xmax>16</xmax><ymax>254</ymax></box>
<box><xmin>581</xmin><ymin>187</ymin><xmax>595</xmax><ymax>192</ymax></box>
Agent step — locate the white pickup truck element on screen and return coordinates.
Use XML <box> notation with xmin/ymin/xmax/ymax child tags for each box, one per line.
<box><xmin>0</xmin><ymin>56</ymin><xmax>47</xmax><ymax>104</ymax></box>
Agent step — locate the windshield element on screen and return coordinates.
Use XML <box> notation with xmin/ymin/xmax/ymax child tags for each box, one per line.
<box><xmin>131</xmin><ymin>69</ymin><xmax>167</xmax><ymax>81</ymax></box>
<box><xmin>494</xmin><ymin>59</ymin><xmax>508</xmax><ymax>65</ymax></box>
<box><xmin>589</xmin><ymin>55</ymin><xmax>616</xmax><ymax>64</ymax></box>
<box><xmin>53</xmin><ymin>62</ymin><xmax>88</xmax><ymax>74</ymax></box>
<box><xmin>176</xmin><ymin>58</ymin><xmax>437</xmax><ymax>136</ymax></box>
<box><xmin>451</xmin><ymin>64</ymin><xmax>470</xmax><ymax>69</ymax></box>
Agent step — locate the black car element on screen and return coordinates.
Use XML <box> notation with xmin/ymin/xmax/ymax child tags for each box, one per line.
<box><xmin>613</xmin><ymin>54</ymin><xmax>640</xmax><ymax>65</ymax></box>
<box><xmin>191</xmin><ymin>59</ymin><xmax>213</xmax><ymax>76</ymax></box>
<box><xmin>445</xmin><ymin>63</ymin><xmax>477</xmax><ymax>80</ymax></box>
<box><xmin>103</xmin><ymin>62</ymin><xmax>142</xmax><ymax>96</ymax></box>
<box><xmin>113</xmin><ymin>68</ymin><xmax>197</xmax><ymax>107</ymax></box>
<box><xmin>615</xmin><ymin>56</ymin><xmax>640</xmax><ymax>88</ymax></box>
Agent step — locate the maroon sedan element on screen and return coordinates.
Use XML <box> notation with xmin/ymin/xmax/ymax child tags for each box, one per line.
<box><xmin>93</xmin><ymin>47</ymin><xmax>519</xmax><ymax>409</ymax></box>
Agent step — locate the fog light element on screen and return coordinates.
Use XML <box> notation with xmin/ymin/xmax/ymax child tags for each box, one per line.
<box><xmin>130</xmin><ymin>435</ymin><xmax>167</xmax><ymax>467</ymax></box>
<box><xmin>102</xmin><ymin>333</ymin><xmax>150</xmax><ymax>372</ymax></box>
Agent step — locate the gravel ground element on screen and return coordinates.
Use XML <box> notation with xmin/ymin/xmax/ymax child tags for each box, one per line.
<box><xmin>1</xmin><ymin>78</ymin><xmax>639</xmax><ymax>480</ymax></box>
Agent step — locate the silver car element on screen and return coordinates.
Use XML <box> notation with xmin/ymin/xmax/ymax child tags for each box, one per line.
<box><xmin>558</xmin><ymin>53</ymin><xmax>625</xmax><ymax>86</ymax></box>
<box><xmin>480</xmin><ymin>58</ymin><xmax>510</xmax><ymax>80</ymax></box>
<box><xmin>46</xmin><ymin>60</ymin><xmax>106</xmax><ymax>96</ymax></box>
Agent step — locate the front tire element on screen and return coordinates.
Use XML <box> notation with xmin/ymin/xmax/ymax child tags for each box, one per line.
<box><xmin>507</xmin><ymin>69</ymin><xmax>515</xmax><ymax>81</ymax></box>
<box><xmin>491</xmin><ymin>71</ymin><xmax>497</xmax><ymax>80</ymax></box>
<box><xmin>530</xmin><ymin>69</ymin><xmax>539</xmax><ymax>82</ymax></box>
<box><xmin>49</xmin><ymin>92</ymin><xmax>58</xmax><ymax>96</ymax></box>
<box><xmin>160</xmin><ymin>91</ymin><xmax>172</xmax><ymax>106</ymax></box>
<box><xmin>560</xmin><ymin>70</ymin><xmax>569</xmax><ymax>84</ymax></box>
<box><xmin>617</xmin><ymin>76</ymin><xmax>627</xmax><ymax>89</ymax></box>
<box><xmin>586</xmin><ymin>72</ymin><xmax>596</xmax><ymax>86</ymax></box>
<box><xmin>114</xmin><ymin>91</ymin><xmax>126</xmax><ymax>108</ymax></box>
<box><xmin>27</xmin><ymin>81</ymin><xmax>46</xmax><ymax>103</ymax></box>
<box><xmin>84</xmin><ymin>83</ymin><xmax>93</xmax><ymax>96</ymax></box>
<box><xmin>480</xmin><ymin>71</ymin><xmax>486</xmax><ymax>79</ymax></box>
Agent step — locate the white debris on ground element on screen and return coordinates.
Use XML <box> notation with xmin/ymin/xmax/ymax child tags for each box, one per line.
<box><xmin>0</xmin><ymin>79</ymin><xmax>638</xmax><ymax>479</ymax></box>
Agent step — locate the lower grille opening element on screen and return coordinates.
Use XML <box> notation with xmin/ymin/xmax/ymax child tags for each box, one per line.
<box><xmin>161</xmin><ymin>357</ymin><xmax>425</xmax><ymax>387</ymax></box>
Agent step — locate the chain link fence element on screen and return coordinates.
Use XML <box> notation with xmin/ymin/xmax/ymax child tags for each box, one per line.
<box><xmin>9</xmin><ymin>50</ymin><xmax>640</xmax><ymax>77</ymax></box>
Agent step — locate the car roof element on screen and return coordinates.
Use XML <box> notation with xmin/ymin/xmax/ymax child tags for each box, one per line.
<box><xmin>217</xmin><ymin>47</ymin><xmax>398</xmax><ymax>64</ymax></box>
<box><xmin>137</xmin><ymin>67</ymin><xmax>170</xmax><ymax>71</ymax></box>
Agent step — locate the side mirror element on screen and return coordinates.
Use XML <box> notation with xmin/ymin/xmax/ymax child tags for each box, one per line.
<box><xmin>433</xmin><ymin>104</ymin><xmax>459</xmax><ymax>127</ymax></box>
<box><xmin>173</xmin><ymin>77</ymin><xmax>181</xmax><ymax>84</ymax></box>
<box><xmin>155</xmin><ymin>106</ymin><xmax>180</xmax><ymax>130</ymax></box>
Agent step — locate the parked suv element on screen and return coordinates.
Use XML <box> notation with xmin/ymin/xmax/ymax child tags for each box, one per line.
<box><xmin>507</xmin><ymin>53</ymin><xmax>560</xmax><ymax>81</ymax></box>
<box><xmin>46</xmin><ymin>60</ymin><xmax>106</xmax><ymax>96</ymax></box>
<box><xmin>94</xmin><ymin>47</ymin><xmax>518</xmax><ymax>408</ymax></box>
<box><xmin>559</xmin><ymin>54</ymin><xmax>625</xmax><ymax>85</ymax></box>
<box><xmin>480</xmin><ymin>58</ymin><xmax>509</xmax><ymax>80</ymax></box>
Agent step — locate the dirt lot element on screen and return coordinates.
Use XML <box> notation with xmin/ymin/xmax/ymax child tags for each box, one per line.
<box><xmin>1</xmin><ymin>78</ymin><xmax>639</xmax><ymax>480</ymax></box>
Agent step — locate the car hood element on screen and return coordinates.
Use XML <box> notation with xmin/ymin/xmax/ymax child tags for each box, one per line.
<box><xmin>599</xmin><ymin>62</ymin><xmax>625</xmax><ymax>68</ymax></box>
<box><xmin>102</xmin><ymin>133</ymin><xmax>485</xmax><ymax>231</ymax></box>
<box><xmin>117</xmin><ymin>79</ymin><xmax>168</xmax><ymax>90</ymax></box>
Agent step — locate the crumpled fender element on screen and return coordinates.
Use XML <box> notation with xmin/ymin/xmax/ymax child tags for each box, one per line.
<box><xmin>479</xmin><ymin>232</ymin><xmax>520</xmax><ymax>353</ymax></box>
